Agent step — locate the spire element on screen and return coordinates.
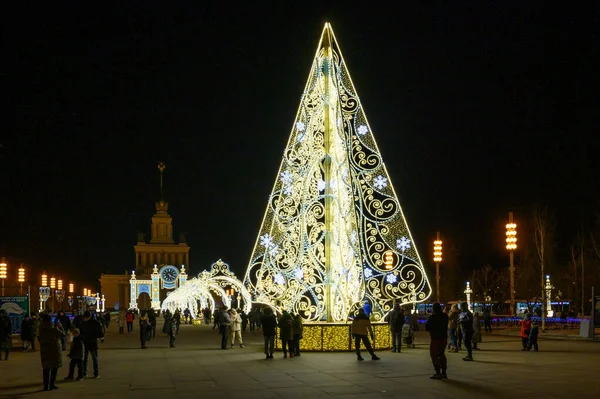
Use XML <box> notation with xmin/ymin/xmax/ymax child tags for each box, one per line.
<box><xmin>243</xmin><ymin>23</ymin><xmax>431</xmax><ymax>322</ymax></box>
<box><xmin>158</xmin><ymin>162</ymin><xmax>166</xmax><ymax>200</ymax></box>
<box><xmin>155</xmin><ymin>162</ymin><xmax>168</xmax><ymax>214</ymax></box>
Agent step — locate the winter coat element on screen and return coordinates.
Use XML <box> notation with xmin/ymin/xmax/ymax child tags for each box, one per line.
<box><xmin>218</xmin><ymin>310</ymin><xmax>231</xmax><ymax>327</ymax></box>
<box><xmin>0</xmin><ymin>317</ymin><xmax>12</xmax><ymax>348</ymax></box>
<box><xmin>125</xmin><ymin>312</ymin><xmax>135</xmax><ymax>323</ymax></box>
<box><xmin>351</xmin><ymin>314</ymin><xmax>373</xmax><ymax>337</ymax></box>
<box><xmin>117</xmin><ymin>312</ymin><xmax>125</xmax><ymax>327</ymax></box>
<box><xmin>528</xmin><ymin>325</ymin><xmax>539</xmax><ymax>344</ymax></box>
<box><xmin>21</xmin><ymin>318</ymin><xmax>34</xmax><ymax>341</ymax></box>
<box><xmin>230</xmin><ymin>311</ymin><xmax>242</xmax><ymax>332</ymax></box>
<box><xmin>520</xmin><ymin>319</ymin><xmax>532</xmax><ymax>338</ymax></box>
<box><xmin>55</xmin><ymin>313</ymin><xmax>71</xmax><ymax>332</ymax></box>
<box><xmin>447</xmin><ymin>308</ymin><xmax>460</xmax><ymax>329</ymax></box>
<box><xmin>472</xmin><ymin>314</ymin><xmax>482</xmax><ymax>344</ymax></box>
<box><xmin>426</xmin><ymin>311</ymin><xmax>449</xmax><ymax>340</ymax></box>
<box><xmin>459</xmin><ymin>310</ymin><xmax>474</xmax><ymax>338</ymax></box>
<box><xmin>80</xmin><ymin>318</ymin><xmax>104</xmax><ymax>350</ymax></box>
<box><xmin>68</xmin><ymin>335</ymin><xmax>85</xmax><ymax>360</ymax></box>
<box><xmin>38</xmin><ymin>323</ymin><xmax>64</xmax><ymax>368</ymax></box>
<box><xmin>260</xmin><ymin>314</ymin><xmax>277</xmax><ymax>337</ymax></box>
<box><xmin>292</xmin><ymin>315</ymin><xmax>303</xmax><ymax>338</ymax></box>
<box><xmin>278</xmin><ymin>313</ymin><xmax>294</xmax><ymax>340</ymax></box>
<box><xmin>140</xmin><ymin>316</ymin><xmax>152</xmax><ymax>342</ymax></box>
<box><xmin>387</xmin><ymin>308</ymin><xmax>405</xmax><ymax>332</ymax></box>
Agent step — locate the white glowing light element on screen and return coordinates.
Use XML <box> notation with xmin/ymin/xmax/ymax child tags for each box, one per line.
<box><xmin>386</xmin><ymin>274</ymin><xmax>397</xmax><ymax>284</ymax></box>
<box><xmin>397</xmin><ymin>237</ymin><xmax>411</xmax><ymax>252</ymax></box>
<box><xmin>295</xmin><ymin>268</ymin><xmax>304</xmax><ymax>279</ymax></box>
<box><xmin>364</xmin><ymin>268</ymin><xmax>373</xmax><ymax>278</ymax></box>
<box><xmin>317</xmin><ymin>179</ymin><xmax>326</xmax><ymax>192</ymax></box>
<box><xmin>373</xmin><ymin>175</ymin><xmax>388</xmax><ymax>190</ymax></box>
<box><xmin>357</xmin><ymin>125</ymin><xmax>368</xmax><ymax>135</ymax></box>
<box><xmin>296</xmin><ymin>121</ymin><xmax>305</xmax><ymax>131</ymax></box>
<box><xmin>284</xmin><ymin>185</ymin><xmax>293</xmax><ymax>196</ymax></box>
<box><xmin>260</xmin><ymin>234</ymin><xmax>275</xmax><ymax>250</ymax></box>
<box><xmin>274</xmin><ymin>273</ymin><xmax>285</xmax><ymax>285</ymax></box>
<box><xmin>280</xmin><ymin>170</ymin><xmax>293</xmax><ymax>185</ymax></box>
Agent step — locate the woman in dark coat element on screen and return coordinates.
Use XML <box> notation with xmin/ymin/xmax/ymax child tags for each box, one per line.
<box><xmin>278</xmin><ymin>311</ymin><xmax>294</xmax><ymax>358</ymax></box>
<box><xmin>21</xmin><ymin>314</ymin><xmax>34</xmax><ymax>351</ymax></box>
<box><xmin>38</xmin><ymin>314</ymin><xmax>65</xmax><ymax>391</ymax></box>
<box><xmin>139</xmin><ymin>310</ymin><xmax>151</xmax><ymax>349</ymax></box>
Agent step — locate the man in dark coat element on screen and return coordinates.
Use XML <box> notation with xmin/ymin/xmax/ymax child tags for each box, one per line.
<box><xmin>425</xmin><ymin>302</ymin><xmax>449</xmax><ymax>379</ymax></box>
<box><xmin>260</xmin><ymin>308</ymin><xmax>277</xmax><ymax>359</ymax></box>
<box><xmin>459</xmin><ymin>302</ymin><xmax>474</xmax><ymax>361</ymax></box>
<box><xmin>385</xmin><ymin>304</ymin><xmax>405</xmax><ymax>353</ymax></box>
<box><xmin>54</xmin><ymin>310</ymin><xmax>71</xmax><ymax>351</ymax></box>
<box><xmin>217</xmin><ymin>307</ymin><xmax>231</xmax><ymax>349</ymax></box>
<box><xmin>79</xmin><ymin>311</ymin><xmax>103</xmax><ymax>378</ymax></box>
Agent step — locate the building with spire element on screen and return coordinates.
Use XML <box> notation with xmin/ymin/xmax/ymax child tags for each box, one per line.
<box><xmin>100</xmin><ymin>163</ymin><xmax>190</xmax><ymax>310</ymax></box>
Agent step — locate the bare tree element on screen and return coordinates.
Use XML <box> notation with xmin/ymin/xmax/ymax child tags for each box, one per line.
<box><xmin>533</xmin><ymin>205</ymin><xmax>555</xmax><ymax>330</ymax></box>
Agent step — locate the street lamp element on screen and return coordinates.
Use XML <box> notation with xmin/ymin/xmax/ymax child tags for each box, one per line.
<box><xmin>40</xmin><ymin>273</ymin><xmax>50</xmax><ymax>312</ymax></box>
<box><xmin>0</xmin><ymin>258</ymin><xmax>7</xmax><ymax>296</ymax></box>
<box><xmin>42</xmin><ymin>273</ymin><xmax>48</xmax><ymax>287</ymax></box>
<box><xmin>18</xmin><ymin>265</ymin><xmax>25</xmax><ymax>295</ymax></box>
<box><xmin>55</xmin><ymin>279</ymin><xmax>65</xmax><ymax>311</ymax></box>
<box><xmin>433</xmin><ymin>232</ymin><xmax>442</xmax><ymax>303</ymax></box>
<box><xmin>464</xmin><ymin>281</ymin><xmax>473</xmax><ymax>311</ymax></box>
<box><xmin>506</xmin><ymin>212</ymin><xmax>517</xmax><ymax>315</ymax></box>
<box><xmin>545</xmin><ymin>275</ymin><xmax>553</xmax><ymax>317</ymax></box>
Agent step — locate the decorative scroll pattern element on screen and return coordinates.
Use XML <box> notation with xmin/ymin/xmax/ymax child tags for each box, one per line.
<box><xmin>243</xmin><ymin>24</ymin><xmax>431</xmax><ymax>322</ymax></box>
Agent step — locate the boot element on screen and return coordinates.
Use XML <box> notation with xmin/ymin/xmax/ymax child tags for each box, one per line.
<box><xmin>391</xmin><ymin>346</ymin><xmax>396</xmax><ymax>353</ymax></box>
<box><xmin>357</xmin><ymin>355</ymin><xmax>364</xmax><ymax>361</ymax></box>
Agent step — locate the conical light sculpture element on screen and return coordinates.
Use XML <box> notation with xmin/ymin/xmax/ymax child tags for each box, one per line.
<box><xmin>244</xmin><ymin>23</ymin><xmax>431</xmax><ymax>322</ymax></box>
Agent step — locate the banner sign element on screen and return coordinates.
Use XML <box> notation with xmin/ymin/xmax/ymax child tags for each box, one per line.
<box><xmin>0</xmin><ymin>296</ymin><xmax>30</xmax><ymax>334</ymax></box>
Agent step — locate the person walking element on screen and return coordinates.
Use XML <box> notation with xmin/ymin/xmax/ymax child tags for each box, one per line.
<box><xmin>203</xmin><ymin>308</ymin><xmax>211</xmax><ymax>325</ymax></box>
<box><xmin>482</xmin><ymin>306</ymin><xmax>492</xmax><ymax>332</ymax></box>
<box><xmin>351</xmin><ymin>308</ymin><xmax>380</xmax><ymax>361</ymax></box>
<box><xmin>447</xmin><ymin>304</ymin><xmax>460</xmax><ymax>352</ymax></box>
<box><xmin>162</xmin><ymin>311</ymin><xmax>177</xmax><ymax>348</ymax></box>
<box><xmin>21</xmin><ymin>314</ymin><xmax>34</xmax><ymax>351</ymax></box>
<box><xmin>148</xmin><ymin>308</ymin><xmax>157</xmax><ymax>339</ymax></box>
<box><xmin>218</xmin><ymin>307</ymin><xmax>231</xmax><ymax>349</ymax></box>
<box><xmin>386</xmin><ymin>304</ymin><xmax>405</xmax><ymax>353</ymax></box>
<box><xmin>260</xmin><ymin>307</ymin><xmax>277</xmax><ymax>359</ymax></box>
<box><xmin>520</xmin><ymin>314</ymin><xmax>532</xmax><ymax>351</ymax></box>
<box><xmin>117</xmin><ymin>311</ymin><xmax>125</xmax><ymax>335</ymax></box>
<box><xmin>278</xmin><ymin>310</ymin><xmax>295</xmax><ymax>358</ymax></box>
<box><xmin>38</xmin><ymin>314</ymin><xmax>65</xmax><ymax>390</ymax></box>
<box><xmin>139</xmin><ymin>310</ymin><xmax>152</xmax><ymax>349</ymax></box>
<box><xmin>229</xmin><ymin>309</ymin><xmax>244</xmax><ymax>348</ymax></box>
<box><xmin>173</xmin><ymin>309</ymin><xmax>182</xmax><ymax>335</ymax></box>
<box><xmin>80</xmin><ymin>311</ymin><xmax>103</xmax><ymax>379</ymax></box>
<box><xmin>0</xmin><ymin>309</ymin><xmax>13</xmax><ymax>360</ymax></box>
<box><xmin>64</xmin><ymin>328</ymin><xmax>84</xmax><ymax>381</ymax></box>
<box><xmin>472</xmin><ymin>312</ymin><xmax>482</xmax><ymax>350</ymax></box>
<box><xmin>459</xmin><ymin>302</ymin><xmax>474</xmax><ymax>361</ymax></box>
<box><xmin>292</xmin><ymin>313</ymin><xmax>303</xmax><ymax>357</ymax></box>
<box><xmin>425</xmin><ymin>302</ymin><xmax>449</xmax><ymax>379</ymax></box>
<box><xmin>125</xmin><ymin>310</ymin><xmax>135</xmax><ymax>334</ymax></box>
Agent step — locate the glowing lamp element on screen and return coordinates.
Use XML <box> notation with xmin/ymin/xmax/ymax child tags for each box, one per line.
<box><xmin>57</xmin><ymin>279</ymin><xmax>63</xmax><ymax>290</ymax></box>
<box><xmin>383</xmin><ymin>250</ymin><xmax>394</xmax><ymax>270</ymax></box>
<box><xmin>42</xmin><ymin>274</ymin><xmax>48</xmax><ymax>287</ymax></box>
<box><xmin>506</xmin><ymin>223</ymin><xmax>517</xmax><ymax>250</ymax></box>
<box><xmin>433</xmin><ymin>240</ymin><xmax>442</xmax><ymax>263</ymax></box>
<box><xmin>0</xmin><ymin>259</ymin><xmax>7</xmax><ymax>280</ymax></box>
<box><xmin>18</xmin><ymin>267</ymin><xmax>25</xmax><ymax>283</ymax></box>
<box><xmin>69</xmin><ymin>283</ymin><xmax>74</xmax><ymax>293</ymax></box>
<box><xmin>50</xmin><ymin>277</ymin><xmax>56</xmax><ymax>289</ymax></box>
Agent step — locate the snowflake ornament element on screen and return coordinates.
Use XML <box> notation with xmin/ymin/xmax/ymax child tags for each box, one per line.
<box><xmin>357</xmin><ymin>125</ymin><xmax>368</xmax><ymax>135</ymax></box>
<box><xmin>396</xmin><ymin>237</ymin><xmax>411</xmax><ymax>252</ymax></box>
<box><xmin>386</xmin><ymin>274</ymin><xmax>397</xmax><ymax>284</ymax></box>
<box><xmin>296</xmin><ymin>121</ymin><xmax>305</xmax><ymax>131</ymax></box>
<box><xmin>364</xmin><ymin>267</ymin><xmax>373</xmax><ymax>278</ymax></box>
<box><xmin>317</xmin><ymin>179</ymin><xmax>326</xmax><ymax>192</ymax></box>
<box><xmin>284</xmin><ymin>185</ymin><xmax>293</xmax><ymax>196</ymax></box>
<box><xmin>274</xmin><ymin>273</ymin><xmax>285</xmax><ymax>285</ymax></box>
<box><xmin>295</xmin><ymin>268</ymin><xmax>304</xmax><ymax>279</ymax></box>
<box><xmin>280</xmin><ymin>170</ymin><xmax>293</xmax><ymax>185</ymax></box>
<box><xmin>269</xmin><ymin>245</ymin><xmax>279</xmax><ymax>257</ymax></box>
<box><xmin>373</xmin><ymin>175</ymin><xmax>388</xmax><ymax>190</ymax></box>
<box><xmin>260</xmin><ymin>234</ymin><xmax>275</xmax><ymax>250</ymax></box>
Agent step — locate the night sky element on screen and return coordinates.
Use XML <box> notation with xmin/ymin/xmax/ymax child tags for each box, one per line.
<box><xmin>3</xmin><ymin>3</ymin><xmax>599</xmax><ymax>291</ymax></box>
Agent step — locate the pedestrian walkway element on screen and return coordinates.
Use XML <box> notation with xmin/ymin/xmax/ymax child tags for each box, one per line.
<box><xmin>1</xmin><ymin>320</ymin><xmax>599</xmax><ymax>398</ymax></box>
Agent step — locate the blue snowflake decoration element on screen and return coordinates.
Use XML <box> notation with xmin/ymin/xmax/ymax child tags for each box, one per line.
<box><xmin>274</xmin><ymin>273</ymin><xmax>285</xmax><ymax>285</ymax></box>
<box><xmin>386</xmin><ymin>274</ymin><xmax>397</xmax><ymax>284</ymax></box>
<box><xmin>396</xmin><ymin>237</ymin><xmax>411</xmax><ymax>252</ymax></box>
<box><xmin>364</xmin><ymin>267</ymin><xmax>373</xmax><ymax>278</ymax></box>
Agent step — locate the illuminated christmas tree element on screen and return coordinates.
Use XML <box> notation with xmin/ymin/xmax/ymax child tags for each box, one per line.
<box><xmin>244</xmin><ymin>23</ymin><xmax>431</xmax><ymax>322</ymax></box>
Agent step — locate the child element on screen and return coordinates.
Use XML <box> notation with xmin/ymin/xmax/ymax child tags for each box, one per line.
<box><xmin>64</xmin><ymin>328</ymin><xmax>85</xmax><ymax>380</ymax></box>
<box><xmin>527</xmin><ymin>322</ymin><xmax>539</xmax><ymax>352</ymax></box>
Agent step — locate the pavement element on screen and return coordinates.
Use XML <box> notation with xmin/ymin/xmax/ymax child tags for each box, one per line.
<box><xmin>1</xmin><ymin>320</ymin><xmax>599</xmax><ymax>399</ymax></box>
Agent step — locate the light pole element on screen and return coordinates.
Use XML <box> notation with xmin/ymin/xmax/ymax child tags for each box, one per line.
<box><xmin>464</xmin><ymin>281</ymin><xmax>473</xmax><ymax>311</ymax></box>
<box><xmin>40</xmin><ymin>273</ymin><xmax>50</xmax><ymax>312</ymax></box>
<box><xmin>68</xmin><ymin>283</ymin><xmax>74</xmax><ymax>313</ymax></box>
<box><xmin>0</xmin><ymin>258</ymin><xmax>7</xmax><ymax>296</ymax></box>
<box><xmin>433</xmin><ymin>232</ymin><xmax>442</xmax><ymax>303</ymax></box>
<box><xmin>56</xmin><ymin>279</ymin><xmax>65</xmax><ymax>311</ymax></box>
<box><xmin>545</xmin><ymin>275</ymin><xmax>553</xmax><ymax>317</ymax></box>
<box><xmin>18</xmin><ymin>265</ymin><xmax>25</xmax><ymax>296</ymax></box>
<box><xmin>506</xmin><ymin>212</ymin><xmax>517</xmax><ymax>315</ymax></box>
<box><xmin>50</xmin><ymin>277</ymin><xmax>56</xmax><ymax>313</ymax></box>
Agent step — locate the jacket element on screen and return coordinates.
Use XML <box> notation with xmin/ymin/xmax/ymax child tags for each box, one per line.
<box><xmin>472</xmin><ymin>313</ymin><xmax>482</xmax><ymax>343</ymax></box>
<box><xmin>68</xmin><ymin>335</ymin><xmax>85</xmax><ymax>360</ymax></box>
<box><xmin>459</xmin><ymin>310</ymin><xmax>474</xmax><ymax>337</ymax></box>
<box><xmin>230</xmin><ymin>310</ymin><xmax>242</xmax><ymax>332</ymax></box>
<box><xmin>387</xmin><ymin>308</ymin><xmax>405</xmax><ymax>332</ymax></box>
<box><xmin>260</xmin><ymin>314</ymin><xmax>277</xmax><ymax>336</ymax></box>
<box><xmin>447</xmin><ymin>308</ymin><xmax>460</xmax><ymax>329</ymax></box>
<box><xmin>520</xmin><ymin>319</ymin><xmax>532</xmax><ymax>338</ymax></box>
<box><xmin>218</xmin><ymin>310</ymin><xmax>231</xmax><ymax>327</ymax></box>
<box><xmin>125</xmin><ymin>312</ymin><xmax>135</xmax><ymax>323</ymax></box>
<box><xmin>528</xmin><ymin>325</ymin><xmax>539</xmax><ymax>343</ymax></box>
<box><xmin>292</xmin><ymin>315</ymin><xmax>303</xmax><ymax>338</ymax></box>
<box><xmin>80</xmin><ymin>318</ymin><xmax>104</xmax><ymax>350</ymax></box>
<box><xmin>425</xmin><ymin>311</ymin><xmax>449</xmax><ymax>340</ymax></box>
<box><xmin>21</xmin><ymin>318</ymin><xmax>34</xmax><ymax>341</ymax></box>
<box><xmin>55</xmin><ymin>313</ymin><xmax>71</xmax><ymax>332</ymax></box>
<box><xmin>140</xmin><ymin>316</ymin><xmax>152</xmax><ymax>341</ymax></box>
<box><xmin>351</xmin><ymin>314</ymin><xmax>373</xmax><ymax>337</ymax></box>
<box><xmin>38</xmin><ymin>322</ymin><xmax>64</xmax><ymax>368</ymax></box>
<box><xmin>278</xmin><ymin>312</ymin><xmax>294</xmax><ymax>340</ymax></box>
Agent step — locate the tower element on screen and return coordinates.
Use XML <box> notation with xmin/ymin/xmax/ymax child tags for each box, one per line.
<box><xmin>243</xmin><ymin>23</ymin><xmax>431</xmax><ymax>322</ymax></box>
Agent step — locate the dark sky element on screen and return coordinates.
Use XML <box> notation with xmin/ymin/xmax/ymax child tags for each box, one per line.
<box><xmin>2</xmin><ymin>3</ymin><xmax>599</xmax><ymax>291</ymax></box>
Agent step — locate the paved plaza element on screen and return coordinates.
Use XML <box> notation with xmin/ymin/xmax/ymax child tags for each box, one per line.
<box><xmin>1</xmin><ymin>320</ymin><xmax>599</xmax><ymax>399</ymax></box>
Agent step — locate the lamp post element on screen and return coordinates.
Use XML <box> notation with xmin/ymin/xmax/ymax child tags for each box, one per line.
<box><xmin>68</xmin><ymin>283</ymin><xmax>74</xmax><ymax>312</ymax></box>
<box><xmin>0</xmin><ymin>258</ymin><xmax>7</xmax><ymax>296</ymax></box>
<box><xmin>50</xmin><ymin>277</ymin><xmax>56</xmax><ymax>313</ymax></box>
<box><xmin>506</xmin><ymin>212</ymin><xmax>517</xmax><ymax>315</ymax></box>
<box><xmin>545</xmin><ymin>275</ymin><xmax>553</xmax><ymax>317</ymax></box>
<box><xmin>464</xmin><ymin>281</ymin><xmax>473</xmax><ymax>311</ymax></box>
<box><xmin>40</xmin><ymin>274</ymin><xmax>50</xmax><ymax>312</ymax></box>
<box><xmin>55</xmin><ymin>279</ymin><xmax>65</xmax><ymax>311</ymax></box>
<box><xmin>18</xmin><ymin>265</ymin><xmax>25</xmax><ymax>296</ymax></box>
<box><xmin>433</xmin><ymin>232</ymin><xmax>442</xmax><ymax>303</ymax></box>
